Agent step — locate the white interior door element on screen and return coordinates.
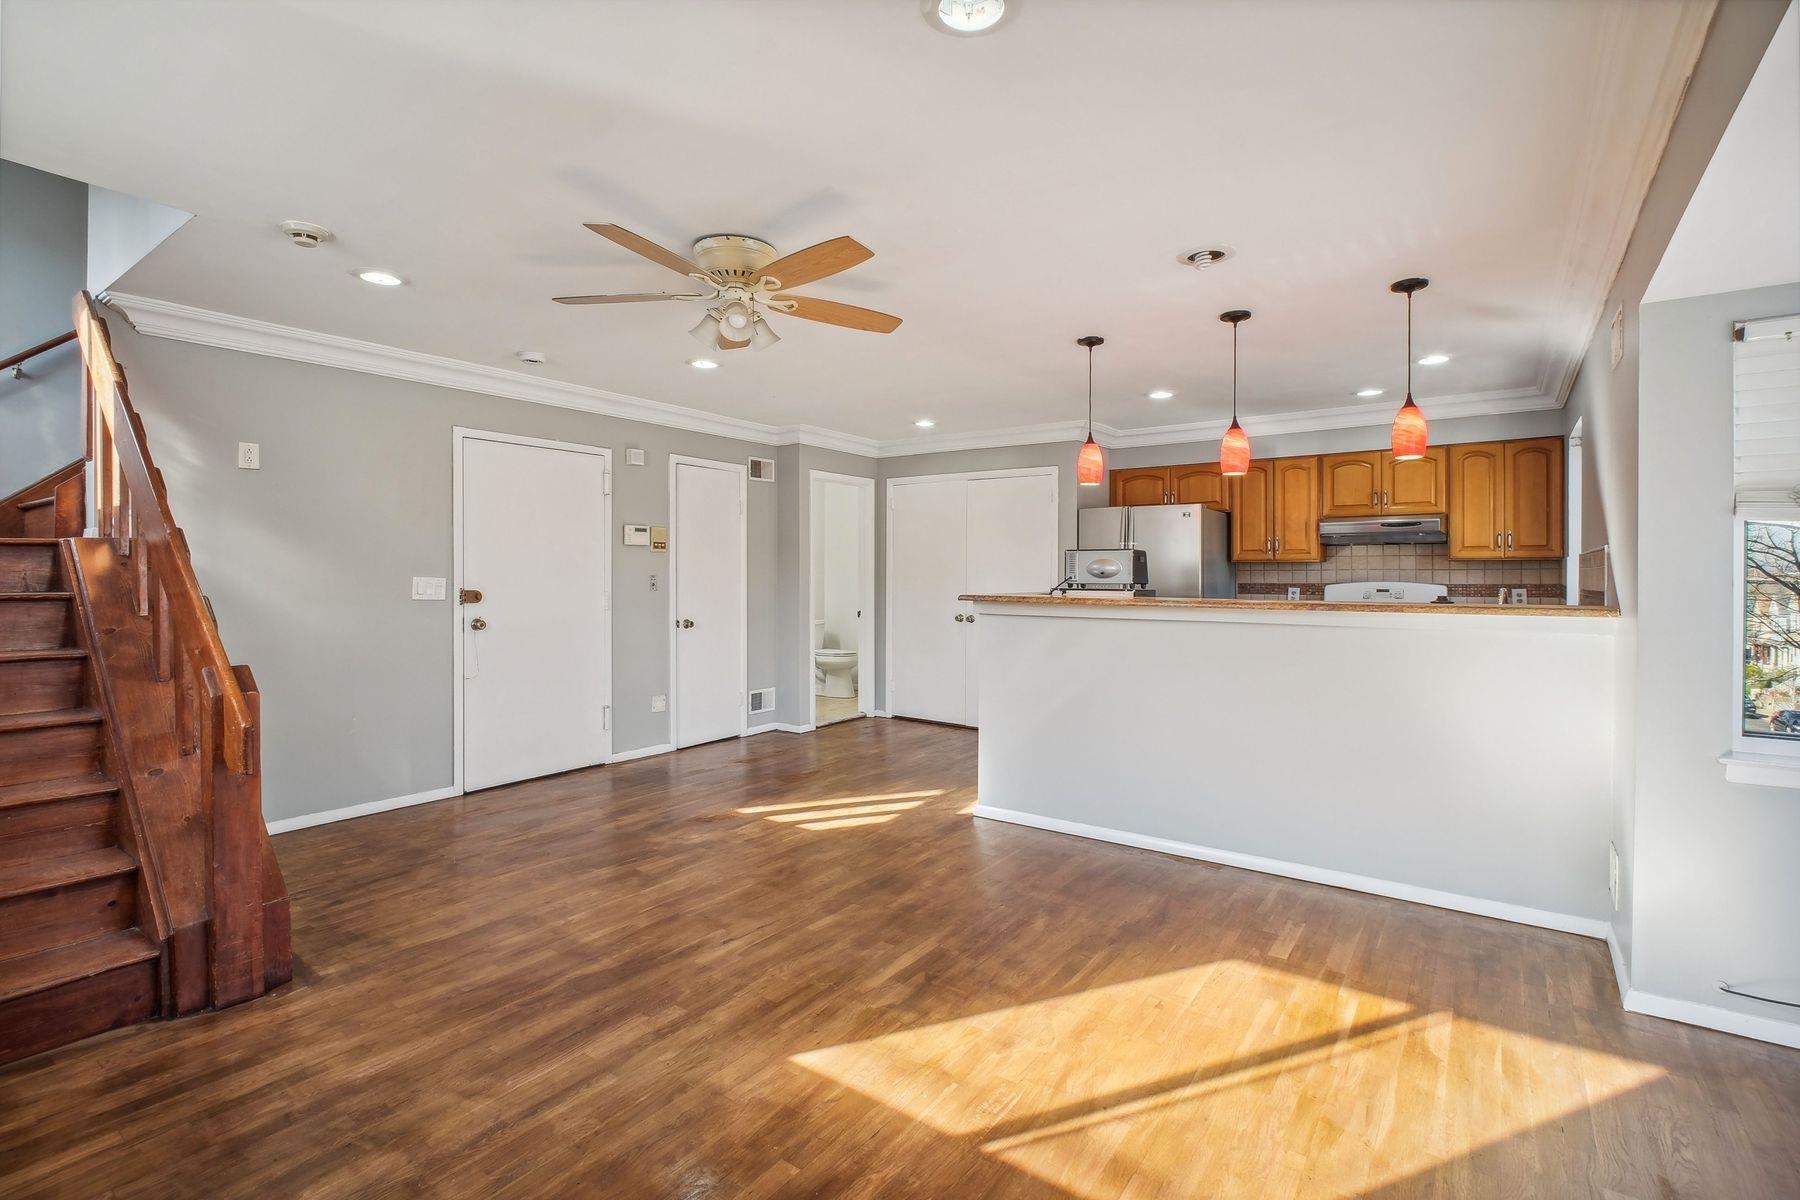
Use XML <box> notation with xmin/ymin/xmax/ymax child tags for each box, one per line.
<box><xmin>964</xmin><ymin>473</ymin><xmax>1061</xmax><ymax>723</ymax></box>
<box><xmin>887</xmin><ymin>478</ymin><xmax>971</xmax><ymax>724</ymax></box>
<box><xmin>461</xmin><ymin>436</ymin><xmax>610</xmax><ymax>791</ymax></box>
<box><xmin>672</xmin><ymin>458</ymin><xmax>746</xmax><ymax>748</ymax></box>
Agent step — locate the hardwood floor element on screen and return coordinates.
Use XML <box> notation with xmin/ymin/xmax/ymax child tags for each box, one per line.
<box><xmin>1</xmin><ymin>718</ymin><xmax>1797</xmax><ymax>1198</ymax></box>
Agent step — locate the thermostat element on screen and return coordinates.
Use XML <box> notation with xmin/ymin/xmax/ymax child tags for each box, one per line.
<box><xmin>623</xmin><ymin>524</ymin><xmax>651</xmax><ymax>546</ymax></box>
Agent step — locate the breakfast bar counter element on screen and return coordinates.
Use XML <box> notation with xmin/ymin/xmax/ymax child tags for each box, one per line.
<box><xmin>960</xmin><ymin>591</ymin><xmax>1618</xmax><ymax>936</ymax></box>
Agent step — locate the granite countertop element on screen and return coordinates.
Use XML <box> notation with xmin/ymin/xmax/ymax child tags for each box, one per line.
<box><xmin>958</xmin><ymin>593</ymin><xmax>1620</xmax><ymax>617</ymax></box>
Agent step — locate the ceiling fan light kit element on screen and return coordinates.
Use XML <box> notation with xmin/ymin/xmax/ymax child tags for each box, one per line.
<box><xmin>923</xmin><ymin>0</ymin><xmax>1012</xmax><ymax>36</ymax></box>
<box><xmin>556</xmin><ymin>224</ymin><xmax>902</xmax><ymax>357</ymax></box>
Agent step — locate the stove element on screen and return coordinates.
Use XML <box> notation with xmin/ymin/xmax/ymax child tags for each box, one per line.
<box><xmin>1322</xmin><ymin>581</ymin><xmax>1448</xmax><ymax>605</ymax></box>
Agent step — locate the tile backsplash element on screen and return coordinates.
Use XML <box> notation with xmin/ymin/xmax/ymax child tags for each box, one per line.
<box><xmin>1235</xmin><ymin>543</ymin><xmax>1566</xmax><ymax>603</ymax></box>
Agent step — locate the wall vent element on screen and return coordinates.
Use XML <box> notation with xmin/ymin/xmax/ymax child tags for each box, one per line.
<box><xmin>749</xmin><ymin>456</ymin><xmax>776</xmax><ymax>482</ymax></box>
<box><xmin>748</xmin><ymin>688</ymin><xmax>775</xmax><ymax>714</ymax></box>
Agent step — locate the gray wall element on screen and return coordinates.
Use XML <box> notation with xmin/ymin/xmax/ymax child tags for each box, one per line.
<box><xmin>1635</xmin><ymin>282</ymin><xmax>1800</xmax><ymax>1029</ymax></box>
<box><xmin>108</xmin><ymin>322</ymin><xmax>786</xmax><ymax>823</ymax></box>
<box><xmin>0</xmin><ymin>160</ymin><xmax>87</xmax><ymax>494</ymax></box>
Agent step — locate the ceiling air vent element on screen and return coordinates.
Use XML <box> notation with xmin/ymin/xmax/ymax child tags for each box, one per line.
<box><xmin>749</xmin><ymin>457</ymin><xmax>775</xmax><ymax>482</ymax></box>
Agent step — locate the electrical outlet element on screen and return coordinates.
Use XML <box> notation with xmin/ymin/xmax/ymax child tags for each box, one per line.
<box><xmin>1511</xmin><ymin>588</ymin><xmax>1528</xmax><ymax>605</ymax></box>
<box><xmin>648</xmin><ymin>574</ymin><xmax>658</xmax><ymax>592</ymax></box>
<box><xmin>237</xmin><ymin>442</ymin><xmax>260</xmax><ymax>470</ymax></box>
<box><xmin>650</xmin><ymin>694</ymin><xmax>667</xmax><ymax>713</ymax></box>
<box><xmin>1287</xmin><ymin>587</ymin><xmax>1301</xmax><ymax>601</ymax></box>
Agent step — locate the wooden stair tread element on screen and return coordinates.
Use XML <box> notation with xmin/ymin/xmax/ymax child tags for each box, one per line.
<box><xmin>0</xmin><ymin>707</ymin><xmax>102</xmax><ymax>734</ymax></box>
<box><xmin>0</xmin><ymin>648</ymin><xmax>86</xmax><ymax>664</ymax></box>
<box><xmin>0</xmin><ymin>538</ymin><xmax>61</xmax><ymax>545</ymax></box>
<box><xmin>0</xmin><ymin>847</ymin><xmax>135</xmax><ymax>901</ymax></box>
<box><xmin>0</xmin><ymin>930</ymin><xmax>158</xmax><ymax>1005</ymax></box>
<box><xmin>0</xmin><ymin>773</ymin><xmax>119</xmax><ymax>814</ymax></box>
<box><xmin>0</xmin><ymin>591</ymin><xmax>72</xmax><ymax>601</ymax></box>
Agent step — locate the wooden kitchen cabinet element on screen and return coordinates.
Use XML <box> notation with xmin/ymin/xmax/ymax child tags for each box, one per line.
<box><xmin>1109</xmin><ymin>467</ymin><xmax>1170</xmax><ymax>507</ymax></box>
<box><xmin>1320</xmin><ymin>452</ymin><xmax>1384</xmax><ymax>517</ymax></box>
<box><xmin>1447</xmin><ymin>438</ymin><xmax>1562</xmax><ymax>559</ymax></box>
<box><xmin>1320</xmin><ymin>448</ymin><xmax>1446</xmax><ymax>518</ymax></box>
<box><xmin>1231</xmin><ymin>457</ymin><xmax>1323</xmax><ymax>562</ymax></box>
<box><xmin>1170</xmin><ymin>463</ymin><xmax>1231</xmax><ymax>511</ymax></box>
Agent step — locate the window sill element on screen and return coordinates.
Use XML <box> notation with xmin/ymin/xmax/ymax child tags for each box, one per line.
<box><xmin>1719</xmin><ymin>752</ymin><xmax>1800</xmax><ymax>788</ymax></box>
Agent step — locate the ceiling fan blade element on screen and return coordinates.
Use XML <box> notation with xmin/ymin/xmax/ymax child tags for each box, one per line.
<box><xmin>773</xmin><ymin>295</ymin><xmax>903</xmax><ymax>334</ymax></box>
<box><xmin>552</xmin><ymin>293</ymin><xmax>706</xmax><ymax>304</ymax></box>
<box><xmin>584</xmin><ymin>223</ymin><xmax>717</xmax><ymax>282</ymax></box>
<box><xmin>758</xmin><ymin>236</ymin><xmax>873</xmax><ymax>291</ymax></box>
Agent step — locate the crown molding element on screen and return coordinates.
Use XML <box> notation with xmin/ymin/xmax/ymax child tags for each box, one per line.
<box><xmin>103</xmin><ymin>291</ymin><xmax>1561</xmax><ymax>461</ymax></box>
<box><xmin>102</xmin><ymin>291</ymin><xmax>885</xmax><ymax>456</ymax></box>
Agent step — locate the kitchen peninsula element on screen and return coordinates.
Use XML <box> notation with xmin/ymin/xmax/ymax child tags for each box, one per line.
<box><xmin>961</xmin><ymin>591</ymin><xmax>1619</xmax><ymax>935</ymax></box>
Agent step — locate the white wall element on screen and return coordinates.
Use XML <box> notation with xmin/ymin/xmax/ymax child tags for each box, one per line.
<box><xmin>86</xmin><ymin>184</ymin><xmax>189</xmax><ymax>293</ymax></box>
<box><xmin>0</xmin><ymin>159</ymin><xmax>86</xmax><ymax>493</ymax></box>
<box><xmin>1633</xmin><ymin>282</ymin><xmax>1800</xmax><ymax>1038</ymax></box>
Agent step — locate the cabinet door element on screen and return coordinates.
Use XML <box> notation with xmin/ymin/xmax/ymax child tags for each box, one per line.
<box><xmin>1170</xmin><ymin>463</ymin><xmax>1231</xmax><ymax>511</ymax></box>
<box><xmin>1272</xmin><ymin>457</ymin><xmax>1323</xmax><ymax>561</ymax></box>
<box><xmin>1229</xmin><ymin>464</ymin><xmax>1273</xmax><ymax>561</ymax></box>
<box><xmin>1382</xmin><ymin>447</ymin><xmax>1447</xmax><ymax>515</ymax></box>
<box><xmin>1319</xmin><ymin>452</ymin><xmax>1384</xmax><ymax>518</ymax></box>
<box><xmin>1447</xmin><ymin>443</ymin><xmax>1504</xmax><ymax>559</ymax></box>
<box><xmin>1110</xmin><ymin>467</ymin><xmax>1170</xmax><ymax>507</ymax></box>
<box><xmin>1504</xmin><ymin>437</ymin><xmax>1564</xmax><ymax>559</ymax></box>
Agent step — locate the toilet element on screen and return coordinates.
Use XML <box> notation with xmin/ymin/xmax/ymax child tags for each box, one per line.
<box><xmin>813</xmin><ymin>648</ymin><xmax>858</xmax><ymax>698</ymax></box>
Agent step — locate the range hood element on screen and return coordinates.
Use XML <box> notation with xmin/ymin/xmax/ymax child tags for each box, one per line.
<box><xmin>1318</xmin><ymin>516</ymin><xmax>1447</xmax><ymax>545</ymax></box>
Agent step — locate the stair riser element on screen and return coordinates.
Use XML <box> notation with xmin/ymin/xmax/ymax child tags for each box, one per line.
<box><xmin>0</xmin><ymin>599</ymin><xmax>74</xmax><ymax>651</ymax></box>
<box><xmin>0</xmin><ymin>795</ymin><xmax>118</xmax><ymax>868</ymax></box>
<box><xmin>0</xmin><ymin>658</ymin><xmax>85</xmax><ymax>716</ymax></box>
<box><xmin>0</xmin><ymin>545</ymin><xmax>58</xmax><ymax>593</ymax></box>
<box><xmin>0</xmin><ymin>724</ymin><xmax>104</xmax><ymax>787</ymax></box>
<box><xmin>0</xmin><ymin>958</ymin><xmax>157</xmax><ymax>1066</ymax></box>
<box><xmin>0</xmin><ymin>874</ymin><xmax>137</xmax><ymax>960</ymax></box>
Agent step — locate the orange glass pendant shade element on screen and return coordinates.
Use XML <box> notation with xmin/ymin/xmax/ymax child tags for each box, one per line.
<box><xmin>1219</xmin><ymin>420</ymin><xmax>1251</xmax><ymax>476</ymax></box>
<box><xmin>1391</xmin><ymin>396</ymin><xmax>1428</xmax><ymax>461</ymax></box>
<box><xmin>1077</xmin><ymin>435</ymin><xmax>1106</xmax><ymax>486</ymax></box>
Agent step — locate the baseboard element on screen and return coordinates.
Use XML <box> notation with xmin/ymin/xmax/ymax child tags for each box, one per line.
<box><xmin>610</xmin><ymin>742</ymin><xmax>675</xmax><ymax>763</ymax></box>
<box><xmin>743</xmin><ymin>722</ymin><xmax>815</xmax><ymax>736</ymax></box>
<box><xmin>1606</xmin><ymin>926</ymin><xmax>1632</xmax><ymax>1001</ymax></box>
<box><xmin>1620</xmin><ymin>986</ymin><xmax>1800</xmax><ymax>1049</ymax></box>
<box><xmin>971</xmin><ymin>805</ymin><xmax>1610</xmax><ymax>940</ymax></box>
<box><xmin>872</xmin><ymin>709</ymin><xmax>891</xmax><ymax>718</ymax></box>
<box><xmin>267</xmin><ymin>785</ymin><xmax>461</xmax><ymax>835</ymax></box>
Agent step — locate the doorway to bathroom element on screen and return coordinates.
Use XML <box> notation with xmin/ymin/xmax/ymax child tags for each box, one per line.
<box><xmin>808</xmin><ymin>471</ymin><xmax>876</xmax><ymax>728</ymax></box>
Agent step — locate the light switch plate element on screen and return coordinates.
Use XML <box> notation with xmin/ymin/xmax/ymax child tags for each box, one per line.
<box><xmin>626</xmin><ymin>447</ymin><xmax>646</xmax><ymax>466</ymax></box>
<box><xmin>650</xmin><ymin>694</ymin><xmax>667</xmax><ymax>713</ymax></box>
<box><xmin>411</xmin><ymin>576</ymin><xmax>447</xmax><ymax>601</ymax></box>
<box><xmin>237</xmin><ymin>442</ymin><xmax>260</xmax><ymax>470</ymax></box>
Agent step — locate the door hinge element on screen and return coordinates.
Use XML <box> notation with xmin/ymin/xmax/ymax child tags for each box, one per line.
<box><xmin>604</xmin><ymin>469</ymin><xmax>613</xmax><ymax>497</ymax></box>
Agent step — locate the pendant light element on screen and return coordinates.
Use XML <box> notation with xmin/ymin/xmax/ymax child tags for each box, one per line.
<box><xmin>1218</xmin><ymin>310</ymin><xmax>1252</xmax><ymax>476</ymax></box>
<box><xmin>1389</xmin><ymin>277</ymin><xmax>1430</xmax><ymax>461</ymax></box>
<box><xmin>1076</xmin><ymin>335</ymin><xmax>1106</xmax><ymax>487</ymax></box>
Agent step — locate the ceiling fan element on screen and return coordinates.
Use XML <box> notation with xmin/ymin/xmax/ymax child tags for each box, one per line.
<box><xmin>554</xmin><ymin>224</ymin><xmax>903</xmax><ymax>351</ymax></box>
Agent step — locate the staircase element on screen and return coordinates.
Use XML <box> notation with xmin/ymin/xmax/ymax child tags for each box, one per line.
<box><xmin>0</xmin><ymin>295</ymin><xmax>290</xmax><ymax>1065</ymax></box>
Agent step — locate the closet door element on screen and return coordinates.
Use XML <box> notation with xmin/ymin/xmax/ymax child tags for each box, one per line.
<box><xmin>887</xmin><ymin>479</ymin><xmax>970</xmax><ymax>724</ymax></box>
<box><xmin>964</xmin><ymin>473</ymin><xmax>1060</xmax><ymax>725</ymax></box>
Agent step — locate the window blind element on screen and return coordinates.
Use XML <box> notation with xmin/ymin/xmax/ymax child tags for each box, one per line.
<box><xmin>1734</xmin><ymin>314</ymin><xmax>1800</xmax><ymax>512</ymax></box>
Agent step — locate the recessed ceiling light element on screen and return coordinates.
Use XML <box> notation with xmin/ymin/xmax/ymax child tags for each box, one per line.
<box><xmin>1417</xmin><ymin>353</ymin><xmax>1450</xmax><ymax>366</ymax></box>
<box><xmin>1147</xmin><ymin>389</ymin><xmax>1175</xmax><ymax>400</ymax></box>
<box><xmin>923</xmin><ymin>0</ymin><xmax>1010</xmax><ymax>36</ymax></box>
<box><xmin>689</xmin><ymin>359</ymin><xmax>719</xmax><ymax>370</ymax></box>
<box><xmin>914</xmin><ymin>418</ymin><xmax>936</xmax><ymax>428</ymax></box>
<box><xmin>357</xmin><ymin>269</ymin><xmax>404</xmax><ymax>287</ymax></box>
<box><xmin>1356</xmin><ymin>387</ymin><xmax>1385</xmax><ymax>398</ymax></box>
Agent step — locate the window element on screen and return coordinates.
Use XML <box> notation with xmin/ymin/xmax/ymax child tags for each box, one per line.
<box><xmin>1742</xmin><ymin>519</ymin><xmax>1800</xmax><ymax>742</ymax></box>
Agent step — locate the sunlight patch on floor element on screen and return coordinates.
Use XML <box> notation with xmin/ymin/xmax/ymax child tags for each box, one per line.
<box><xmin>791</xmin><ymin>958</ymin><xmax>1665</xmax><ymax>1199</ymax></box>
<box><xmin>737</xmin><ymin>790</ymin><xmax>945</xmax><ymax>815</ymax></box>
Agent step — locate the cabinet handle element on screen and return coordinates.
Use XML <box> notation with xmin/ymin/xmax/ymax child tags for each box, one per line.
<box><xmin>1506</xmin><ymin>530</ymin><xmax>1514</xmax><ymax>550</ymax></box>
<box><xmin>955</xmin><ymin>613</ymin><xmax>966</xmax><ymax>622</ymax></box>
<box><xmin>1495</xmin><ymin>532</ymin><xmax>1502</xmax><ymax>549</ymax></box>
<box><xmin>1372</xmin><ymin>491</ymin><xmax>1378</xmax><ymax>507</ymax></box>
<box><xmin>1274</xmin><ymin>535</ymin><xmax>1282</xmax><ymax>553</ymax></box>
<box><xmin>1383</xmin><ymin>490</ymin><xmax>1389</xmax><ymax>507</ymax></box>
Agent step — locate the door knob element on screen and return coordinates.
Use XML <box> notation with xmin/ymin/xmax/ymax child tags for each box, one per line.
<box><xmin>680</xmin><ymin>618</ymin><xmax>695</xmax><ymax>629</ymax></box>
<box><xmin>468</xmin><ymin>617</ymin><xmax>487</xmax><ymax>631</ymax></box>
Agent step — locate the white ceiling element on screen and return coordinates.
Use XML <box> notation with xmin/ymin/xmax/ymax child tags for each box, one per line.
<box><xmin>0</xmin><ymin>0</ymin><xmax>1712</xmax><ymax>447</ymax></box>
<box><xmin>1646</xmin><ymin>1</ymin><xmax>1799</xmax><ymax>304</ymax></box>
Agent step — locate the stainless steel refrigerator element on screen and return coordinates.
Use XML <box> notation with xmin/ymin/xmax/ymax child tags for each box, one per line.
<box><xmin>1077</xmin><ymin>505</ymin><xmax>1235</xmax><ymax>598</ymax></box>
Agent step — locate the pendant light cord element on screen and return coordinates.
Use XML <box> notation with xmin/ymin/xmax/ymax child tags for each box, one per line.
<box><xmin>1086</xmin><ymin>344</ymin><xmax>1094</xmax><ymax>435</ymax></box>
<box><xmin>1231</xmin><ymin>321</ymin><xmax>1240</xmax><ymax>424</ymax></box>
<box><xmin>1406</xmin><ymin>290</ymin><xmax>1414</xmax><ymax>400</ymax></box>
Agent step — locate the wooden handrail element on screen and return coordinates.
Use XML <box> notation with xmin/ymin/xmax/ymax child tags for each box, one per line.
<box><xmin>76</xmin><ymin>291</ymin><xmax>268</xmax><ymax>1007</ymax></box>
<box><xmin>1</xmin><ymin>329</ymin><xmax>77</xmax><ymax>374</ymax></box>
